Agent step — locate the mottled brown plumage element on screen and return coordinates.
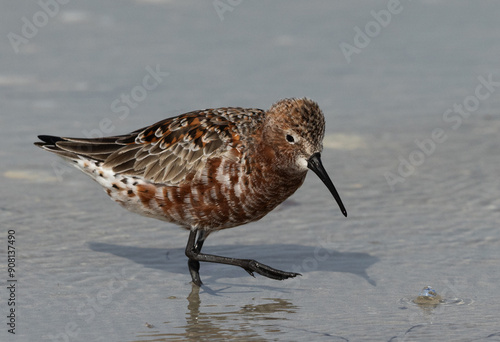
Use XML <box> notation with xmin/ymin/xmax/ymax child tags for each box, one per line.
<box><xmin>35</xmin><ymin>98</ymin><xmax>347</xmax><ymax>286</ymax></box>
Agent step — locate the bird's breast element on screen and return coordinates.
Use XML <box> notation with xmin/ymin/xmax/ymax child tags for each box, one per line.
<box><xmin>154</xmin><ymin>154</ymin><xmax>307</xmax><ymax>231</ymax></box>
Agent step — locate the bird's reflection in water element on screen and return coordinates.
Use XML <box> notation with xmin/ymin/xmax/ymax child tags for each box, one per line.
<box><xmin>134</xmin><ymin>284</ymin><xmax>298</xmax><ymax>341</ymax></box>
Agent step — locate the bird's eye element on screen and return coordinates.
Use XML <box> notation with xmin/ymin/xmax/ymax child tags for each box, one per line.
<box><xmin>286</xmin><ymin>134</ymin><xmax>295</xmax><ymax>143</ymax></box>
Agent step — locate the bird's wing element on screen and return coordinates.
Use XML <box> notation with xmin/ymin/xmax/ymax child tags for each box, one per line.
<box><xmin>37</xmin><ymin>108</ymin><xmax>265</xmax><ymax>185</ymax></box>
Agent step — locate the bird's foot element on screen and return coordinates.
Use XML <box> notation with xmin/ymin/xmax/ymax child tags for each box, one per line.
<box><xmin>241</xmin><ymin>259</ymin><xmax>301</xmax><ymax>280</ymax></box>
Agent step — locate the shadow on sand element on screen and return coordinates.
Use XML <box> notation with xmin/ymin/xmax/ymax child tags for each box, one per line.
<box><xmin>89</xmin><ymin>241</ymin><xmax>378</xmax><ymax>287</ymax></box>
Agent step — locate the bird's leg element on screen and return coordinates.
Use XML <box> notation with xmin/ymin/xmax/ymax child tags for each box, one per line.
<box><xmin>185</xmin><ymin>228</ymin><xmax>301</xmax><ymax>286</ymax></box>
<box><xmin>187</xmin><ymin>229</ymin><xmax>206</xmax><ymax>286</ymax></box>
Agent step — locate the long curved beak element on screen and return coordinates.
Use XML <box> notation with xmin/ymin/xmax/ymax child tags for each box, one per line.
<box><xmin>307</xmin><ymin>152</ymin><xmax>347</xmax><ymax>217</ymax></box>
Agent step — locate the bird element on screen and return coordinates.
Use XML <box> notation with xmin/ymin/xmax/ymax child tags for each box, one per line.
<box><xmin>35</xmin><ymin>98</ymin><xmax>347</xmax><ymax>286</ymax></box>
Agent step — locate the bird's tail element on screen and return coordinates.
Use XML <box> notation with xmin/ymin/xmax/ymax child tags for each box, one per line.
<box><xmin>35</xmin><ymin>135</ymin><xmax>82</xmax><ymax>161</ymax></box>
<box><xmin>34</xmin><ymin>135</ymin><xmax>123</xmax><ymax>162</ymax></box>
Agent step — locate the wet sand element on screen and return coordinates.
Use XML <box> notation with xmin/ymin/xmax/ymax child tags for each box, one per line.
<box><xmin>1</xmin><ymin>1</ymin><xmax>500</xmax><ymax>341</ymax></box>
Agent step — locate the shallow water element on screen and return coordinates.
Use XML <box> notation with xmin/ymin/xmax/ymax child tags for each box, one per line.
<box><xmin>2</xmin><ymin>1</ymin><xmax>500</xmax><ymax>341</ymax></box>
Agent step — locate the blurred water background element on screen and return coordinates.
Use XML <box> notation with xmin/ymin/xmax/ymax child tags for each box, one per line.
<box><xmin>1</xmin><ymin>1</ymin><xmax>500</xmax><ymax>341</ymax></box>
